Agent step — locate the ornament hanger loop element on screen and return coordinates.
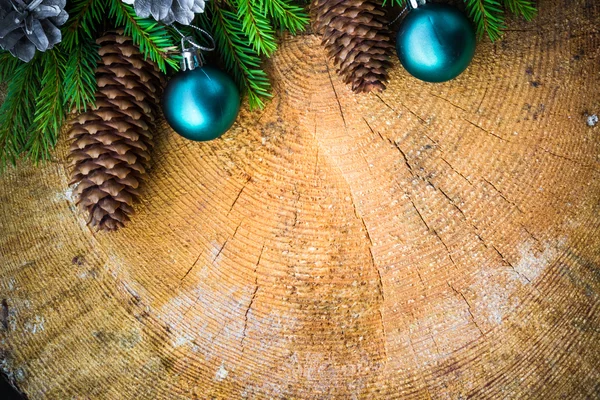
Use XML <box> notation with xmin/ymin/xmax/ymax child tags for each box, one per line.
<box><xmin>387</xmin><ymin>0</ymin><xmax>426</xmax><ymax>26</ymax></box>
<box><xmin>171</xmin><ymin>24</ymin><xmax>216</xmax><ymax>52</ymax></box>
<box><xmin>170</xmin><ymin>24</ymin><xmax>216</xmax><ymax>72</ymax></box>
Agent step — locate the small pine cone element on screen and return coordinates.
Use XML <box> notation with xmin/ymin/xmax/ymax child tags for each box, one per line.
<box><xmin>312</xmin><ymin>0</ymin><xmax>394</xmax><ymax>93</ymax></box>
<box><xmin>69</xmin><ymin>30</ymin><xmax>165</xmax><ymax>231</ymax></box>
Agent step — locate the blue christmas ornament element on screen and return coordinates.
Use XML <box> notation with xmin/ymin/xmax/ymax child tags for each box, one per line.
<box><xmin>396</xmin><ymin>0</ymin><xmax>476</xmax><ymax>83</ymax></box>
<box><xmin>162</xmin><ymin>34</ymin><xmax>240</xmax><ymax>141</ymax></box>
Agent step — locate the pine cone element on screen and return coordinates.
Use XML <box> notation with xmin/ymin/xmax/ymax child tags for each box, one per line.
<box><xmin>312</xmin><ymin>0</ymin><xmax>394</xmax><ymax>93</ymax></box>
<box><xmin>122</xmin><ymin>0</ymin><xmax>206</xmax><ymax>25</ymax></box>
<box><xmin>69</xmin><ymin>31</ymin><xmax>165</xmax><ymax>231</ymax></box>
<box><xmin>0</xmin><ymin>0</ymin><xmax>69</xmax><ymax>62</ymax></box>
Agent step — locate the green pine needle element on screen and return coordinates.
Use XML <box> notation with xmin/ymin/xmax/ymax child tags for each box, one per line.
<box><xmin>502</xmin><ymin>0</ymin><xmax>537</xmax><ymax>21</ymax></box>
<box><xmin>258</xmin><ymin>0</ymin><xmax>309</xmax><ymax>34</ymax></box>
<box><xmin>0</xmin><ymin>0</ymin><xmax>536</xmax><ymax>168</ymax></box>
<box><xmin>0</xmin><ymin>51</ymin><xmax>22</xmax><ymax>83</ymax></box>
<box><xmin>383</xmin><ymin>0</ymin><xmax>535</xmax><ymax>42</ymax></box>
<box><xmin>464</xmin><ymin>0</ymin><xmax>505</xmax><ymax>41</ymax></box>
<box><xmin>211</xmin><ymin>5</ymin><xmax>272</xmax><ymax>110</ymax></box>
<box><xmin>27</xmin><ymin>50</ymin><xmax>67</xmax><ymax>162</ymax></box>
<box><xmin>0</xmin><ymin>60</ymin><xmax>41</xmax><ymax>167</ymax></box>
<box><xmin>108</xmin><ymin>0</ymin><xmax>179</xmax><ymax>73</ymax></box>
<box><xmin>382</xmin><ymin>0</ymin><xmax>405</xmax><ymax>6</ymax></box>
<box><xmin>61</xmin><ymin>0</ymin><xmax>106</xmax><ymax>50</ymax></box>
<box><xmin>63</xmin><ymin>39</ymin><xmax>99</xmax><ymax>113</ymax></box>
<box><xmin>234</xmin><ymin>0</ymin><xmax>277</xmax><ymax>56</ymax></box>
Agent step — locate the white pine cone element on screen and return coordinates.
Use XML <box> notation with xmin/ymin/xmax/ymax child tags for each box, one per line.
<box><xmin>0</xmin><ymin>0</ymin><xmax>69</xmax><ymax>62</ymax></box>
<box><xmin>123</xmin><ymin>0</ymin><xmax>207</xmax><ymax>25</ymax></box>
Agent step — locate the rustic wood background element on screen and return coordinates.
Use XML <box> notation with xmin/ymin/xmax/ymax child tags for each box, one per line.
<box><xmin>1</xmin><ymin>0</ymin><xmax>599</xmax><ymax>398</ymax></box>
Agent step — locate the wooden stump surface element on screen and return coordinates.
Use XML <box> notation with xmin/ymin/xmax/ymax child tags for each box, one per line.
<box><xmin>1</xmin><ymin>0</ymin><xmax>599</xmax><ymax>398</ymax></box>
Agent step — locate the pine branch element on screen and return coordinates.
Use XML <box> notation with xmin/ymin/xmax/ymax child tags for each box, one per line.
<box><xmin>258</xmin><ymin>0</ymin><xmax>309</xmax><ymax>34</ymax></box>
<box><xmin>382</xmin><ymin>0</ymin><xmax>405</xmax><ymax>6</ymax></box>
<box><xmin>108</xmin><ymin>0</ymin><xmax>179</xmax><ymax>73</ymax></box>
<box><xmin>210</xmin><ymin>5</ymin><xmax>272</xmax><ymax>109</ymax></box>
<box><xmin>27</xmin><ymin>50</ymin><xmax>67</xmax><ymax>162</ymax></box>
<box><xmin>502</xmin><ymin>0</ymin><xmax>536</xmax><ymax>20</ymax></box>
<box><xmin>234</xmin><ymin>0</ymin><xmax>278</xmax><ymax>56</ymax></box>
<box><xmin>61</xmin><ymin>0</ymin><xmax>106</xmax><ymax>50</ymax></box>
<box><xmin>0</xmin><ymin>51</ymin><xmax>21</xmax><ymax>83</ymax></box>
<box><xmin>63</xmin><ymin>39</ymin><xmax>99</xmax><ymax>112</ymax></box>
<box><xmin>0</xmin><ymin>60</ymin><xmax>41</xmax><ymax>167</ymax></box>
<box><xmin>464</xmin><ymin>0</ymin><xmax>505</xmax><ymax>41</ymax></box>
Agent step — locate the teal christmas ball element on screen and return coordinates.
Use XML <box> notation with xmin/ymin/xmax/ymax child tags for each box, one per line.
<box><xmin>162</xmin><ymin>66</ymin><xmax>241</xmax><ymax>141</ymax></box>
<box><xmin>396</xmin><ymin>3</ymin><xmax>476</xmax><ymax>83</ymax></box>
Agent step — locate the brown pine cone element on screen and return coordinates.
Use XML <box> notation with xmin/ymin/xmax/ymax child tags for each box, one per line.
<box><xmin>312</xmin><ymin>0</ymin><xmax>395</xmax><ymax>93</ymax></box>
<box><xmin>69</xmin><ymin>30</ymin><xmax>165</xmax><ymax>231</ymax></box>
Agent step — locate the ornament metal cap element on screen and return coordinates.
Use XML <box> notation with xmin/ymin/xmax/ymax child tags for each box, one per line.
<box><xmin>408</xmin><ymin>0</ymin><xmax>426</xmax><ymax>9</ymax></box>
<box><xmin>171</xmin><ymin>25</ymin><xmax>216</xmax><ymax>72</ymax></box>
<box><xmin>181</xmin><ymin>38</ymin><xmax>202</xmax><ymax>71</ymax></box>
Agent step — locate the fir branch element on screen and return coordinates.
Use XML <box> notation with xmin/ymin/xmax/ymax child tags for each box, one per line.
<box><xmin>502</xmin><ymin>0</ymin><xmax>536</xmax><ymax>21</ymax></box>
<box><xmin>63</xmin><ymin>39</ymin><xmax>99</xmax><ymax>112</ymax></box>
<box><xmin>464</xmin><ymin>0</ymin><xmax>505</xmax><ymax>41</ymax></box>
<box><xmin>211</xmin><ymin>5</ymin><xmax>272</xmax><ymax>109</ymax></box>
<box><xmin>0</xmin><ymin>60</ymin><xmax>40</xmax><ymax>167</ymax></box>
<box><xmin>108</xmin><ymin>0</ymin><xmax>179</xmax><ymax>73</ymax></box>
<box><xmin>258</xmin><ymin>0</ymin><xmax>309</xmax><ymax>34</ymax></box>
<box><xmin>61</xmin><ymin>0</ymin><xmax>106</xmax><ymax>50</ymax></box>
<box><xmin>27</xmin><ymin>50</ymin><xmax>67</xmax><ymax>162</ymax></box>
<box><xmin>0</xmin><ymin>51</ymin><xmax>21</xmax><ymax>83</ymax></box>
<box><xmin>234</xmin><ymin>0</ymin><xmax>278</xmax><ymax>56</ymax></box>
<box><xmin>382</xmin><ymin>0</ymin><xmax>405</xmax><ymax>6</ymax></box>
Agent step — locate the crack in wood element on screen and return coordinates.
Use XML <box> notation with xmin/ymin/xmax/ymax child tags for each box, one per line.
<box><xmin>415</xmin><ymin>267</ymin><xmax>426</xmax><ymax>289</ymax></box>
<box><xmin>438</xmin><ymin>187</ymin><xmax>468</xmax><ymax>221</ymax></box>
<box><xmin>232</xmin><ymin>220</ymin><xmax>244</xmax><ymax>239</ymax></box>
<box><xmin>429</xmin><ymin>93</ymin><xmax>468</xmax><ymax>113</ymax></box>
<box><xmin>476</xmin><ymin>87</ymin><xmax>489</xmax><ymax>114</ymax></box>
<box><xmin>227</xmin><ymin>181</ymin><xmax>250</xmax><ymax>216</ymax></box>
<box><xmin>447</xmin><ymin>282</ymin><xmax>485</xmax><ymax>337</ymax></box>
<box><xmin>490</xmin><ymin>244</ymin><xmax>531</xmax><ymax>284</ymax></box>
<box><xmin>1</xmin><ymin>299</ymin><xmax>8</xmax><ymax>331</ymax></box>
<box><xmin>439</xmin><ymin>156</ymin><xmax>473</xmax><ymax>185</ymax></box>
<box><xmin>180</xmin><ymin>252</ymin><xmax>202</xmax><ymax>284</ymax></box>
<box><xmin>324</xmin><ymin>60</ymin><xmax>346</xmax><ymax>128</ymax></box>
<box><xmin>242</xmin><ymin>245</ymin><xmax>265</xmax><ymax>352</ymax></box>
<box><xmin>482</xmin><ymin>177</ymin><xmax>525</xmax><ymax>214</ymax></box>
<box><xmin>433</xmin><ymin>229</ymin><xmax>458</xmax><ymax>270</ymax></box>
<box><xmin>520</xmin><ymin>224</ymin><xmax>542</xmax><ymax>248</ymax></box>
<box><xmin>363</xmin><ymin>117</ymin><xmax>386</xmax><ymax>143</ymax></box>
<box><xmin>241</xmin><ymin>285</ymin><xmax>259</xmax><ymax>352</ymax></box>
<box><xmin>409</xmin><ymin>197</ymin><xmax>431</xmax><ymax>232</ymax></box>
<box><xmin>534</xmin><ymin>145</ymin><xmax>600</xmax><ymax>173</ymax></box>
<box><xmin>212</xmin><ymin>240</ymin><xmax>229</xmax><ymax>263</ymax></box>
<box><xmin>462</xmin><ymin>118</ymin><xmax>511</xmax><ymax>143</ymax></box>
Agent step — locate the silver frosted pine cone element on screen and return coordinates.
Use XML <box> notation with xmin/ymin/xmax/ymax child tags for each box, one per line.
<box><xmin>122</xmin><ymin>0</ymin><xmax>206</xmax><ymax>25</ymax></box>
<box><xmin>0</xmin><ymin>0</ymin><xmax>68</xmax><ymax>62</ymax></box>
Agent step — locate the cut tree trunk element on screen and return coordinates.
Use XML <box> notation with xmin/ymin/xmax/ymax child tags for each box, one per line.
<box><xmin>1</xmin><ymin>0</ymin><xmax>599</xmax><ymax>398</ymax></box>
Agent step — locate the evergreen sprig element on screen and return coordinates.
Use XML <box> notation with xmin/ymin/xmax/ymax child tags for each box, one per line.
<box><xmin>383</xmin><ymin>0</ymin><xmax>536</xmax><ymax>42</ymax></box>
<box><xmin>209</xmin><ymin>5</ymin><xmax>273</xmax><ymax>109</ymax></box>
<box><xmin>259</xmin><ymin>0</ymin><xmax>309</xmax><ymax>34</ymax></box>
<box><xmin>0</xmin><ymin>0</ymin><xmax>536</xmax><ymax>168</ymax></box>
<box><xmin>27</xmin><ymin>50</ymin><xmax>67</xmax><ymax>162</ymax></box>
<box><xmin>63</xmin><ymin>40</ymin><xmax>100</xmax><ymax>112</ymax></box>
<box><xmin>108</xmin><ymin>0</ymin><xmax>179</xmax><ymax>73</ymax></box>
<box><xmin>0</xmin><ymin>59</ymin><xmax>41</xmax><ymax>167</ymax></box>
<box><xmin>200</xmin><ymin>0</ymin><xmax>308</xmax><ymax>109</ymax></box>
<box><xmin>61</xmin><ymin>0</ymin><xmax>106</xmax><ymax>111</ymax></box>
<box><xmin>0</xmin><ymin>0</ymin><xmax>310</xmax><ymax>166</ymax></box>
<box><xmin>234</xmin><ymin>0</ymin><xmax>278</xmax><ymax>56</ymax></box>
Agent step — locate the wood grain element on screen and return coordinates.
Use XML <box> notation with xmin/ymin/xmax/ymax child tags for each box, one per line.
<box><xmin>1</xmin><ymin>0</ymin><xmax>599</xmax><ymax>398</ymax></box>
